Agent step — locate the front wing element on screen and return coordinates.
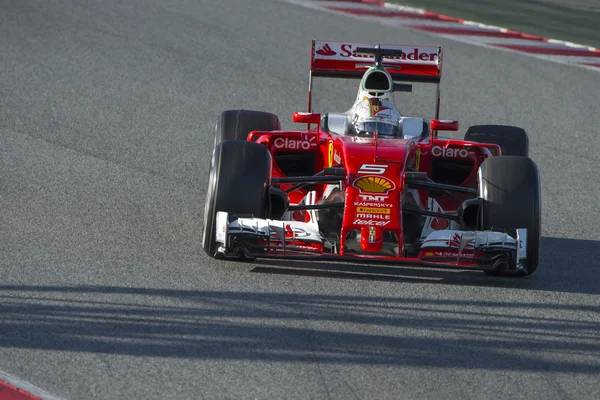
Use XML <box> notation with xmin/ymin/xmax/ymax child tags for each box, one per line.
<box><xmin>214</xmin><ymin>212</ymin><xmax>528</xmax><ymax>274</ymax></box>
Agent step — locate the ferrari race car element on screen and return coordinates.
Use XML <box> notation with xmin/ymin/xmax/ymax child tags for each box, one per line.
<box><xmin>202</xmin><ymin>40</ymin><xmax>541</xmax><ymax>276</ymax></box>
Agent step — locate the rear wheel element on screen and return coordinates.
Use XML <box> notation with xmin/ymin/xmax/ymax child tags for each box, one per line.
<box><xmin>215</xmin><ymin>110</ymin><xmax>280</xmax><ymax>145</ymax></box>
<box><xmin>202</xmin><ymin>140</ymin><xmax>272</xmax><ymax>258</ymax></box>
<box><xmin>465</xmin><ymin>125</ymin><xmax>529</xmax><ymax>157</ymax></box>
<box><xmin>478</xmin><ymin>156</ymin><xmax>541</xmax><ymax>276</ymax></box>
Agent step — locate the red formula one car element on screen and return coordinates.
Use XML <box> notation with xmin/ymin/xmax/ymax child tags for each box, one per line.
<box><xmin>202</xmin><ymin>40</ymin><xmax>541</xmax><ymax>276</ymax></box>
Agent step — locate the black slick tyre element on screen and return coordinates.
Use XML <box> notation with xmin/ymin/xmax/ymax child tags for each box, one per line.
<box><xmin>478</xmin><ymin>156</ymin><xmax>541</xmax><ymax>276</ymax></box>
<box><xmin>465</xmin><ymin>125</ymin><xmax>529</xmax><ymax>157</ymax></box>
<box><xmin>215</xmin><ymin>110</ymin><xmax>280</xmax><ymax>145</ymax></box>
<box><xmin>202</xmin><ymin>140</ymin><xmax>272</xmax><ymax>258</ymax></box>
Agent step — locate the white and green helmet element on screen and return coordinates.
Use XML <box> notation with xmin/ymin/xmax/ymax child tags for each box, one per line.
<box><xmin>350</xmin><ymin>67</ymin><xmax>402</xmax><ymax>136</ymax></box>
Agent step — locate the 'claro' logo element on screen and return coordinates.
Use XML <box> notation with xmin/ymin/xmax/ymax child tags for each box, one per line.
<box><xmin>431</xmin><ymin>146</ymin><xmax>473</xmax><ymax>158</ymax></box>
<box><xmin>273</xmin><ymin>137</ymin><xmax>316</xmax><ymax>151</ymax></box>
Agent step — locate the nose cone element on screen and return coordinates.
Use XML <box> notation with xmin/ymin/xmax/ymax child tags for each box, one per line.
<box><xmin>360</xmin><ymin>225</ymin><xmax>384</xmax><ymax>252</ymax></box>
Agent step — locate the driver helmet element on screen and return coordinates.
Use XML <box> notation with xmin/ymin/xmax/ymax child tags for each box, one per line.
<box><xmin>352</xmin><ymin>98</ymin><xmax>400</xmax><ymax>136</ymax></box>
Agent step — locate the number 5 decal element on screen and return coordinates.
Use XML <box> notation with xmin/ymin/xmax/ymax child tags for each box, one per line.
<box><xmin>358</xmin><ymin>164</ymin><xmax>388</xmax><ymax>174</ymax></box>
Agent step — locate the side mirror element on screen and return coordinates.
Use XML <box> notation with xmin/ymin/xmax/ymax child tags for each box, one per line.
<box><xmin>399</xmin><ymin>117</ymin><xmax>424</xmax><ymax>138</ymax></box>
<box><xmin>321</xmin><ymin>113</ymin><xmax>349</xmax><ymax>135</ymax></box>
<box><xmin>293</xmin><ymin>112</ymin><xmax>321</xmax><ymax>125</ymax></box>
<box><xmin>430</xmin><ymin>119</ymin><xmax>459</xmax><ymax>132</ymax></box>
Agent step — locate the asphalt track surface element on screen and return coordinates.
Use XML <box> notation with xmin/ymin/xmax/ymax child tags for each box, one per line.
<box><xmin>1</xmin><ymin>0</ymin><xmax>599</xmax><ymax>399</ymax></box>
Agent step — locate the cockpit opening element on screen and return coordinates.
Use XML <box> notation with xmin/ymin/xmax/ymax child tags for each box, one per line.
<box><xmin>363</xmin><ymin>70</ymin><xmax>392</xmax><ymax>92</ymax></box>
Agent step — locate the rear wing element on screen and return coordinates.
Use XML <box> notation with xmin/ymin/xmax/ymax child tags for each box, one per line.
<box><xmin>310</xmin><ymin>40</ymin><xmax>442</xmax><ymax>82</ymax></box>
<box><xmin>308</xmin><ymin>40</ymin><xmax>443</xmax><ymax>117</ymax></box>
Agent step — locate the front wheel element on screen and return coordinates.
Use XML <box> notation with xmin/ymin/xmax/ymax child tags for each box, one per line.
<box><xmin>202</xmin><ymin>140</ymin><xmax>272</xmax><ymax>258</ymax></box>
<box><xmin>478</xmin><ymin>156</ymin><xmax>541</xmax><ymax>276</ymax></box>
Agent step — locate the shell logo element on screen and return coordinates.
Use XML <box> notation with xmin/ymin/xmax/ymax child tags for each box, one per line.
<box><xmin>353</xmin><ymin>176</ymin><xmax>395</xmax><ymax>194</ymax></box>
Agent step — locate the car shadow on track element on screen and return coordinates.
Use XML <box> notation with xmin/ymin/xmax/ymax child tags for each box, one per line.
<box><xmin>0</xmin><ymin>284</ymin><xmax>598</xmax><ymax>372</ymax></box>
<box><xmin>251</xmin><ymin>236</ymin><xmax>600</xmax><ymax>295</ymax></box>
